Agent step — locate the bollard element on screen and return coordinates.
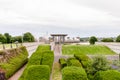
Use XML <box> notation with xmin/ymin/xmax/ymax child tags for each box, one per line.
<box><xmin>0</xmin><ymin>69</ymin><xmax>6</xmax><ymax>80</ymax></box>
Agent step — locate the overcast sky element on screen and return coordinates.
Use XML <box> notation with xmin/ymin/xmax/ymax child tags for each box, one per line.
<box><xmin>0</xmin><ymin>0</ymin><xmax>120</xmax><ymax>38</ymax></box>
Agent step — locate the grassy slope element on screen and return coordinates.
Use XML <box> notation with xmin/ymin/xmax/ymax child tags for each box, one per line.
<box><xmin>62</xmin><ymin>45</ymin><xmax>116</xmax><ymax>55</ymax></box>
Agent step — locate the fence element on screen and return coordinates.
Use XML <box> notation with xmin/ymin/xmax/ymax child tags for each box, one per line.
<box><xmin>0</xmin><ymin>43</ymin><xmax>22</xmax><ymax>50</ymax></box>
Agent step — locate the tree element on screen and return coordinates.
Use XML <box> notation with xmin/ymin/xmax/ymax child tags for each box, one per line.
<box><xmin>116</xmin><ymin>35</ymin><xmax>120</xmax><ymax>42</ymax></box>
<box><xmin>4</xmin><ymin>33</ymin><xmax>12</xmax><ymax>43</ymax></box>
<box><xmin>23</xmin><ymin>32</ymin><xmax>35</xmax><ymax>42</ymax></box>
<box><xmin>89</xmin><ymin>36</ymin><xmax>97</xmax><ymax>45</ymax></box>
<box><xmin>11</xmin><ymin>36</ymin><xmax>22</xmax><ymax>43</ymax></box>
<box><xmin>101</xmin><ymin>38</ymin><xmax>114</xmax><ymax>42</ymax></box>
<box><xmin>0</xmin><ymin>34</ymin><xmax>6</xmax><ymax>43</ymax></box>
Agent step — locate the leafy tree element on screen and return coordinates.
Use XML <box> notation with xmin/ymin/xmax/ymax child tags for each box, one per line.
<box><xmin>101</xmin><ymin>38</ymin><xmax>114</xmax><ymax>42</ymax></box>
<box><xmin>0</xmin><ymin>34</ymin><xmax>6</xmax><ymax>43</ymax></box>
<box><xmin>4</xmin><ymin>33</ymin><xmax>12</xmax><ymax>43</ymax></box>
<box><xmin>89</xmin><ymin>36</ymin><xmax>97</xmax><ymax>45</ymax></box>
<box><xmin>116</xmin><ymin>35</ymin><xmax>120</xmax><ymax>42</ymax></box>
<box><xmin>11</xmin><ymin>36</ymin><xmax>22</xmax><ymax>43</ymax></box>
<box><xmin>23</xmin><ymin>32</ymin><xmax>35</xmax><ymax>42</ymax></box>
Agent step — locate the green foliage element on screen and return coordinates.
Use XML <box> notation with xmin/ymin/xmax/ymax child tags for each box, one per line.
<box><xmin>36</xmin><ymin>45</ymin><xmax>51</xmax><ymax>52</ymax></box>
<box><xmin>19</xmin><ymin>45</ymin><xmax>54</xmax><ymax>80</ymax></box>
<box><xmin>4</xmin><ymin>33</ymin><xmax>12</xmax><ymax>43</ymax></box>
<box><xmin>59</xmin><ymin>58</ymin><xmax>67</xmax><ymax>69</ymax></box>
<box><xmin>23</xmin><ymin>32</ymin><xmax>35</xmax><ymax>42</ymax></box>
<box><xmin>0</xmin><ymin>34</ymin><xmax>6</xmax><ymax>43</ymax></box>
<box><xmin>62</xmin><ymin>45</ymin><xmax>116</xmax><ymax>55</ymax></box>
<box><xmin>41</xmin><ymin>51</ymin><xmax>54</xmax><ymax>70</ymax></box>
<box><xmin>67</xmin><ymin>59</ymin><xmax>82</xmax><ymax>67</ymax></box>
<box><xmin>0</xmin><ymin>47</ymin><xmax>28</xmax><ymax>79</ymax></box>
<box><xmin>25</xmin><ymin>65</ymin><xmax>50</xmax><ymax>80</ymax></box>
<box><xmin>62</xmin><ymin>66</ymin><xmax>88</xmax><ymax>80</ymax></box>
<box><xmin>74</xmin><ymin>54</ymin><xmax>89</xmax><ymax>61</ymax></box>
<box><xmin>116</xmin><ymin>35</ymin><xmax>120</xmax><ymax>42</ymax></box>
<box><xmin>11</xmin><ymin>36</ymin><xmax>22</xmax><ymax>43</ymax></box>
<box><xmin>94</xmin><ymin>70</ymin><xmax>120</xmax><ymax>80</ymax></box>
<box><xmin>89</xmin><ymin>36</ymin><xmax>97</xmax><ymax>45</ymax></box>
<box><xmin>86</xmin><ymin>55</ymin><xmax>110</xmax><ymax>76</ymax></box>
<box><xmin>101</xmin><ymin>38</ymin><xmax>114</xmax><ymax>42</ymax></box>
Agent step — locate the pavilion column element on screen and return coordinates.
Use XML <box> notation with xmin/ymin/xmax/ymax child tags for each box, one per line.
<box><xmin>63</xmin><ymin>36</ymin><xmax>65</xmax><ymax>43</ymax></box>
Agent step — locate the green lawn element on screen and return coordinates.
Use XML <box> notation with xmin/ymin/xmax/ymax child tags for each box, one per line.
<box><xmin>62</xmin><ymin>45</ymin><xmax>116</xmax><ymax>55</ymax></box>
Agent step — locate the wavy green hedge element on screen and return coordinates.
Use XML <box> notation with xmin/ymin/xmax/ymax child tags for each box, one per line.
<box><xmin>67</xmin><ymin>59</ymin><xmax>82</xmax><ymax>67</ymax></box>
<box><xmin>0</xmin><ymin>46</ymin><xmax>28</xmax><ymax>79</ymax></box>
<box><xmin>62</xmin><ymin>66</ymin><xmax>88</xmax><ymax>80</ymax></box>
<box><xmin>94</xmin><ymin>70</ymin><xmax>120</xmax><ymax>80</ymax></box>
<box><xmin>19</xmin><ymin>45</ymin><xmax>54</xmax><ymax>80</ymax></box>
<box><xmin>59</xmin><ymin>58</ymin><xmax>67</xmax><ymax>69</ymax></box>
<box><xmin>25</xmin><ymin>65</ymin><xmax>50</xmax><ymax>80</ymax></box>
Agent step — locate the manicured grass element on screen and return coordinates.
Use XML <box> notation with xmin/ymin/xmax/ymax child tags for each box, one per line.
<box><xmin>52</xmin><ymin>62</ymin><xmax>62</xmax><ymax>80</ymax></box>
<box><xmin>62</xmin><ymin>45</ymin><xmax>116</xmax><ymax>55</ymax></box>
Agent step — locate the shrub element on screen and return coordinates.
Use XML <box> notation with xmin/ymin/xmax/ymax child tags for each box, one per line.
<box><xmin>41</xmin><ymin>51</ymin><xmax>54</xmax><ymax>71</ymax></box>
<box><xmin>19</xmin><ymin>45</ymin><xmax>54</xmax><ymax>80</ymax></box>
<box><xmin>74</xmin><ymin>54</ymin><xmax>89</xmax><ymax>61</ymax></box>
<box><xmin>25</xmin><ymin>65</ymin><xmax>50</xmax><ymax>80</ymax></box>
<box><xmin>67</xmin><ymin>59</ymin><xmax>82</xmax><ymax>67</ymax></box>
<box><xmin>59</xmin><ymin>58</ymin><xmax>67</xmax><ymax>69</ymax></box>
<box><xmin>116</xmin><ymin>35</ymin><xmax>120</xmax><ymax>42</ymax></box>
<box><xmin>101</xmin><ymin>38</ymin><xmax>114</xmax><ymax>42</ymax></box>
<box><xmin>89</xmin><ymin>36</ymin><xmax>97</xmax><ymax>45</ymax></box>
<box><xmin>62</xmin><ymin>66</ymin><xmax>88</xmax><ymax>80</ymax></box>
<box><xmin>94</xmin><ymin>70</ymin><xmax>120</xmax><ymax>80</ymax></box>
<box><xmin>0</xmin><ymin>46</ymin><xmax>28</xmax><ymax>79</ymax></box>
<box><xmin>36</xmin><ymin>45</ymin><xmax>51</xmax><ymax>52</ymax></box>
<box><xmin>86</xmin><ymin>55</ymin><xmax>110</xmax><ymax>76</ymax></box>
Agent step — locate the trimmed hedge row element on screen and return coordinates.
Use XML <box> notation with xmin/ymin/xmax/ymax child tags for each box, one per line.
<box><xmin>74</xmin><ymin>54</ymin><xmax>90</xmax><ymax>68</ymax></box>
<box><xmin>62</xmin><ymin>66</ymin><xmax>88</xmax><ymax>80</ymax></box>
<box><xmin>67</xmin><ymin>59</ymin><xmax>82</xmax><ymax>67</ymax></box>
<box><xmin>0</xmin><ymin>46</ymin><xmax>28</xmax><ymax>79</ymax></box>
<box><xmin>19</xmin><ymin>45</ymin><xmax>54</xmax><ymax>80</ymax></box>
<box><xmin>25</xmin><ymin>65</ymin><xmax>50</xmax><ymax>80</ymax></box>
<box><xmin>59</xmin><ymin>58</ymin><xmax>67</xmax><ymax>68</ymax></box>
<box><xmin>94</xmin><ymin>70</ymin><xmax>120</xmax><ymax>80</ymax></box>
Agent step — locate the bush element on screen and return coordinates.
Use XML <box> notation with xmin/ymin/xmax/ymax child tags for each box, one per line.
<box><xmin>41</xmin><ymin>51</ymin><xmax>54</xmax><ymax>71</ymax></box>
<box><xmin>25</xmin><ymin>65</ymin><xmax>50</xmax><ymax>80</ymax></box>
<box><xmin>0</xmin><ymin>46</ymin><xmax>28</xmax><ymax>79</ymax></box>
<box><xmin>116</xmin><ymin>35</ymin><xmax>120</xmax><ymax>42</ymax></box>
<box><xmin>19</xmin><ymin>45</ymin><xmax>54</xmax><ymax>80</ymax></box>
<box><xmin>94</xmin><ymin>70</ymin><xmax>120</xmax><ymax>80</ymax></box>
<box><xmin>89</xmin><ymin>36</ymin><xmax>97</xmax><ymax>45</ymax></box>
<box><xmin>62</xmin><ymin>66</ymin><xmax>88</xmax><ymax>80</ymax></box>
<box><xmin>101</xmin><ymin>38</ymin><xmax>114</xmax><ymax>42</ymax></box>
<box><xmin>86</xmin><ymin>55</ymin><xmax>110</xmax><ymax>76</ymax></box>
<box><xmin>36</xmin><ymin>45</ymin><xmax>51</xmax><ymax>52</ymax></box>
<box><xmin>67</xmin><ymin>59</ymin><xmax>82</xmax><ymax>67</ymax></box>
<box><xmin>59</xmin><ymin>58</ymin><xmax>67</xmax><ymax>69</ymax></box>
<box><xmin>74</xmin><ymin>54</ymin><xmax>89</xmax><ymax>61</ymax></box>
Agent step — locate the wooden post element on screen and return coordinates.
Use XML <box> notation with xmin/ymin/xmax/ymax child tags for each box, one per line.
<box><xmin>3</xmin><ymin>44</ymin><xmax>5</xmax><ymax>50</ymax></box>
